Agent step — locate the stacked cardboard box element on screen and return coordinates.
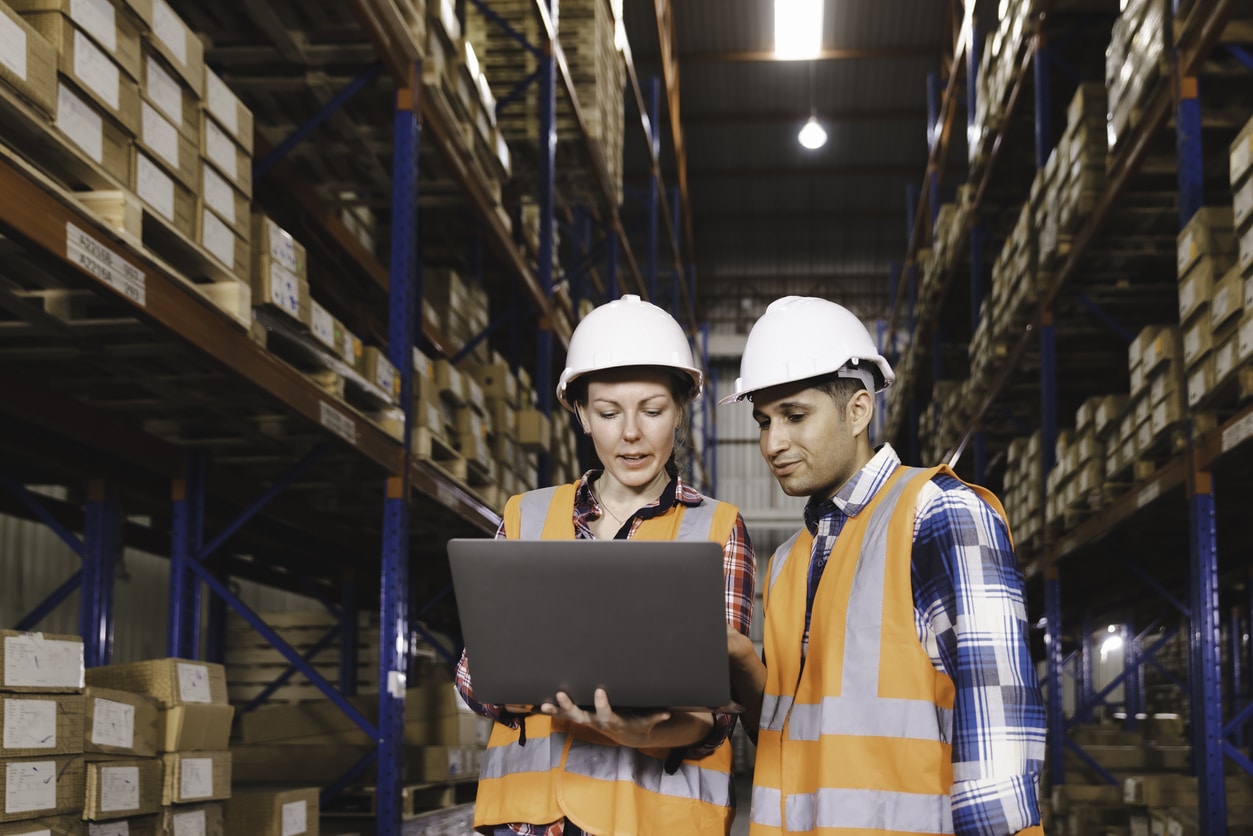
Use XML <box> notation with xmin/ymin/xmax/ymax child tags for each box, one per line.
<box><xmin>1106</xmin><ymin>0</ymin><xmax>1168</xmax><ymax>151</ymax></box>
<box><xmin>1174</xmin><ymin>207</ymin><xmax>1239</xmax><ymax>408</ymax></box>
<box><xmin>0</xmin><ymin>2</ymin><xmax>58</xmax><ymax>119</ymax></box>
<box><xmin>1044</xmin><ymin>397</ymin><xmax>1110</xmax><ymax>533</ymax></box>
<box><xmin>1002</xmin><ymin>431</ymin><xmax>1044</xmax><ymax>552</ymax></box>
<box><xmin>1123</xmin><ymin>324</ymin><xmax>1186</xmax><ymax>468</ymax></box>
<box><xmin>1038</xmin><ymin>83</ymin><xmax>1106</xmax><ymax>269</ymax></box>
<box><xmin>989</xmin><ymin>198</ymin><xmax>1037</xmax><ymax>351</ymax></box>
<box><xmin>1227</xmin><ymin>119</ymin><xmax>1253</xmax><ymax>398</ymax></box>
<box><xmin>0</xmin><ymin>632</ymin><xmax>87</xmax><ymax>827</ymax></box>
<box><xmin>968</xmin><ymin>0</ymin><xmax>1033</xmax><ymax>171</ymax></box>
<box><xmin>225</xmin><ymin>787</ymin><xmax>318</xmax><ymax>836</ymax></box>
<box><xmin>85</xmin><ymin>660</ymin><xmax>232</xmax><ymax>827</ymax></box>
<box><xmin>80</xmin><ymin>686</ymin><xmax>163</xmax><ymax>830</ymax></box>
<box><xmin>250</xmin><ymin>213</ymin><xmax>311</xmax><ymax>330</ymax></box>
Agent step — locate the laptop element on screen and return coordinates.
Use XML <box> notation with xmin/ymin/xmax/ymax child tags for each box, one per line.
<box><xmin>448</xmin><ymin>538</ymin><xmax>731</xmax><ymax>711</ymax></box>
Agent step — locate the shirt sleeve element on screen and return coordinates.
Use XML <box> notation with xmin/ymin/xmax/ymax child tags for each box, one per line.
<box><xmin>453</xmin><ymin>519</ymin><xmax>521</xmax><ymax>728</ymax></box>
<box><xmin>912</xmin><ymin>476</ymin><xmax>1046</xmax><ymax>836</ymax></box>
<box><xmin>675</xmin><ymin>511</ymin><xmax>756</xmax><ymax>760</ymax></box>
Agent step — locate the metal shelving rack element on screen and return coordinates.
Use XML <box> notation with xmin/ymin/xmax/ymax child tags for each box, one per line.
<box><xmin>0</xmin><ymin>1</ymin><xmax>702</xmax><ymax>834</ymax></box>
<box><xmin>885</xmin><ymin>0</ymin><xmax>1253</xmax><ymax>830</ymax></box>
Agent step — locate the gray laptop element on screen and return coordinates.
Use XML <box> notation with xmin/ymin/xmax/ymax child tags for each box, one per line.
<box><xmin>448</xmin><ymin>538</ymin><xmax>731</xmax><ymax>711</ymax></box>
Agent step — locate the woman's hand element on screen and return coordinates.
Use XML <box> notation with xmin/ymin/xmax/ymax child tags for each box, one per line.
<box><xmin>540</xmin><ymin>688</ymin><xmax>671</xmax><ymax>748</ymax></box>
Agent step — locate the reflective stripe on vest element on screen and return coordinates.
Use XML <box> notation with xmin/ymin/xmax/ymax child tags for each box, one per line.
<box><xmin>564</xmin><ymin>737</ymin><xmax>734</xmax><ymax>807</ymax></box>
<box><xmin>753</xmin><ymin>466</ymin><xmax>959</xmax><ymax>834</ymax></box>
<box><xmin>517</xmin><ymin>486</ymin><xmax>563</xmax><ymax>539</ymax></box>
<box><xmin>480</xmin><ymin>729</ymin><xmax>567</xmax><ymax>779</ymax></box>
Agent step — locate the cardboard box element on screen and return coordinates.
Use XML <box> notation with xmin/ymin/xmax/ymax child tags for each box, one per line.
<box><xmin>250</xmin><ymin>214</ymin><xmax>306</xmax><ymax>278</ymax></box>
<box><xmin>1177</xmin><ymin>258</ymin><xmax>1217</xmax><ymax>323</ymax></box>
<box><xmin>0</xmin><ymin>814</ymin><xmax>82</xmax><ymax>835</ymax></box>
<box><xmin>472</xmin><ymin>361</ymin><xmax>517</xmax><ymax>401</ymax></box>
<box><xmin>88</xmin><ymin>815</ymin><xmax>158</xmax><ymax>835</ymax></box>
<box><xmin>159</xmin><ymin>751</ymin><xmax>230</xmax><ymax>804</ymax></box>
<box><xmin>22</xmin><ymin>12</ymin><xmax>141</xmax><ymax>133</ymax></box>
<box><xmin>309</xmin><ymin>303</ymin><xmax>362</xmax><ymax>369</ymax></box>
<box><xmin>516</xmin><ymin>409</ymin><xmax>551</xmax><ymax>453</ymax></box>
<box><xmin>1</xmin><ymin>695</ymin><xmax>83</xmax><ymax>759</ymax></box>
<box><xmin>0</xmin><ymin>3</ymin><xmax>58</xmax><ymax>117</ymax></box>
<box><xmin>130</xmin><ymin>148</ymin><xmax>194</xmax><ymax>238</ymax></box>
<box><xmin>1177</xmin><ymin>206</ymin><xmax>1235</xmax><ymax>278</ymax></box>
<box><xmin>1187</xmin><ymin>356</ymin><xmax>1216</xmax><ymax>408</ymax></box>
<box><xmin>1211</xmin><ymin>266</ymin><xmax>1245</xmax><ymax>332</ymax></box>
<box><xmin>433</xmin><ymin>360</ymin><xmax>465</xmax><ymax>404</ymax></box>
<box><xmin>10</xmin><ymin>0</ymin><xmax>142</xmax><ymax>80</ymax></box>
<box><xmin>138</xmin><ymin>100</ymin><xmax>197</xmax><ymax>188</ymax></box>
<box><xmin>200</xmin><ymin>163</ymin><xmax>249</xmax><ymax>239</ymax></box>
<box><xmin>251</xmin><ymin>255</ymin><xmax>312</xmax><ymax>328</ymax></box>
<box><xmin>0</xmin><ymin>632</ymin><xmax>84</xmax><ymax>694</ymax></box>
<box><xmin>83</xmin><ymin>688</ymin><xmax>159</xmax><ymax>758</ymax></box>
<box><xmin>154</xmin><ymin>803</ymin><xmax>223</xmax><ymax>836</ymax></box>
<box><xmin>203</xmin><ymin>67</ymin><xmax>251</xmax><ymax>153</ymax></box>
<box><xmin>225</xmin><ymin>788</ymin><xmax>318</xmax><ymax>836</ymax></box>
<box><xmin>1231</xmin><ymin>115</ymin><xmax>1253</xmax><ymax>188</ymax></box>
<box><xmin>84</xmin><ymin>758</ymin><xmax>162</xmax><ymax>820</ymax></box>
<box><xmin>0</xmin><ymin>756</ymin><xmax>84</xmax><ymax>822</ymax></box>
<box><xmin>196</xmin><ymin>203</ymin><xmax>248</xmax><ymax>279</ymax></box>
<box><xmin>230</xmin><ymin>743</ymin><xmax>476</xmax><ymax>785</ymax></box>
<box><xmin>84</xmin><ymin>660</ymin><xmax>228</xmax><ymax>708</ymax></box>
<box><xmin>362</xmin><ymin>347</ymin><xmax>400</xmax><ymax>401</ymax></box>
<box><xmin>158</xmin><ymin>704</ymin><xmax>232</xmax><ymax>752</ymax></box>
<box><xmin>140</xmin><ymin>47</ymin><xmax>196</xmax><ymax>140</ymax></box>
<box><xmin>199</xmin><ymin>115</ymin><xmax>249</xmax><ymax>198</ymax></box>
<box><xmin>1182</xmin><ymin>316</ymin><xmax>1213</xmax><ymax>368</ymax></box>
<box><xmin>145</xmin><ymin>0</ymin><xmax>202</xmax><ymax>94</ymax></box>
<box><xmin>53</xmin><ymin>80</ymin><xmax>129</xmax><ymax>177</ymax></box>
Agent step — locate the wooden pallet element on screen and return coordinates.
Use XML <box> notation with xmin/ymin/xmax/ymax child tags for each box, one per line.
<box><xmin>413</xmin><ymin>427</ymin><xmax>467</xmax><ymax>483</ymax></box>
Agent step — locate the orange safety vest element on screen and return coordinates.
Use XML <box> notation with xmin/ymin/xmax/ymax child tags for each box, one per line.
<box><xmin>752</xmin><ymin>465</ymin><xmax>1032</xmax><ymax>836</ymax></box>
<box><xmin>473</xmin><ymin>481</ymin><xmax>741</xmax><ymax>836</ymax></box>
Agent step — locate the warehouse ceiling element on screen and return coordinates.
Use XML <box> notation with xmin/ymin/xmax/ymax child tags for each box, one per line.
<box><xmin>622</xmin><ymin>0</ymin><xmax>952</xmax><ymax>331</ymax></box>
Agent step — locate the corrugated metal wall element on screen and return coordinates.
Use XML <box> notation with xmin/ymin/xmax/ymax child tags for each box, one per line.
<box><xmin>0</xmin><ymin>507</ymin><xmax>315</xmax><ymax>664</ymax></box>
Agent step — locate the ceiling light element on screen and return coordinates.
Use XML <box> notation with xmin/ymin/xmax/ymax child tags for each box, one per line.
<box><xmin>798</xmin><ymin>116</ymin><xmax>827</xmax><ymax>150</ymax></box>
<box><xmin>775</xmin><ymin>0</ymin><xmax>823</xmax><ymax>60</ymax></box>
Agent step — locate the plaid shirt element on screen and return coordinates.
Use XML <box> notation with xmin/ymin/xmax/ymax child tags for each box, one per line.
<box><xmin>455</xmin><ymin>470</ymin><xmax>756</xmax><ymax>836</ymax></box>
<box><xmin>799</xmin><ymin>445</ymin><xmax>1045</xmax><ymax>836</ymax></box>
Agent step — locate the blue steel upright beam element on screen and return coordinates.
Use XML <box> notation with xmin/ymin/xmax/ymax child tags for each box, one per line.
<box><xmin>340</xmin><ymin>572</ymin><xmax>358</xmax><ymax>697</ymax></box>
<box><xmin>168</xmin><ymin>453</ymin><xmax>205</xmax><ymax>659</ymax></box>
<box><xmin>81</xmin><ymin>479</ymin><xmax>120</xmax><ymax>667</ymax></box>
<box><xmin>1046</xmin><ymin>567</ymin><xmax>1065</xmax><ymax>787</ymax></box>
<box><xmin>1189</xmin><ymin>468</ymin><xmax>1225</xmax><ymax>832</ymax></box>
<box><xmin>535</xmin><ymin>0</ymin><xmax>557</xmax><ymax>488</ymax></box>
<box><xmin>377</xmin><ymin>66</ymin><xmax>421</xmax><ymax>836</ymax></box>
<box><xmin>1078</xmin><ymin>615</ymin><xmax>1093</xmax><ymax>724</ymax></box>
<box><xmin>646</xmin><ymin>78</ymin><xmax>661</xmax><ymax>303</ymax></box>
<box><xmin>1232</xmin><ymin>607</ymin><xmax>1243</xmax><ymax>747</ymax></box>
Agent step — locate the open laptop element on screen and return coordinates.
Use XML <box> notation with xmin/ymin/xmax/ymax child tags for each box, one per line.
<box><xmin>448</xmin><ymin>538</ymin><xmax>731</xmax><ymax>711</ymax></box>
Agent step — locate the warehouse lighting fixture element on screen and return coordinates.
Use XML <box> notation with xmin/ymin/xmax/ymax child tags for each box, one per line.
<box><xmin>775</xmin><ymin>0</ymin><xmax>824</xmax><ymax>60</ymax></box>
<box><xmin>798</xmin><ymin>114</ymin><xmax>828</xmax><ymax>149</ymax></box>
<box><xmin>1099</xmin><ymin>624</ymin><xmax>1123</xmax><ymax>661</ymax></box>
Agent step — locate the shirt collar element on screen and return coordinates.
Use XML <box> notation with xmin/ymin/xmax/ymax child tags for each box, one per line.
<box><xmin>803</xmin><ymin>444</ymin><xmax>902</xmax><ymax>534</ymax></box>
<box><xmin>575</xmin><ymin>470</ymin><xmax>699</xmax><ymax>519</ymax></box>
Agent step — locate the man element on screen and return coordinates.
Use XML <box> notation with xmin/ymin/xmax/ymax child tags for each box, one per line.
<box><xmin>721</xmin><ymin>296</ymin><xmax>1045</xmax><ymax>835</ymax></box>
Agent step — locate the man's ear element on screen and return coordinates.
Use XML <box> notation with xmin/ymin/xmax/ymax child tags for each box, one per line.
<box><xmin>847</xmin><ymin>388</ymin><xmax>874</xmax><ymax>437</ymax></box>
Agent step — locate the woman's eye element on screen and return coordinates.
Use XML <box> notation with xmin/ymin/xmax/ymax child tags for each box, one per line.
<box><xmin>645</xmin><ymin>410</ymin><xmax>662</xmax><ymax>418</ymax></box>
<box><xmin>599</xmin><ymin>412</ymin><xmax>617</xmax><ymax>420</ymax></box>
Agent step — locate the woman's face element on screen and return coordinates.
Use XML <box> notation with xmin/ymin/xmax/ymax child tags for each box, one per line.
<box><xmin>577</xmin><ymin>368</ymin><xmax>682</xmax><ymax>492</ymax></box>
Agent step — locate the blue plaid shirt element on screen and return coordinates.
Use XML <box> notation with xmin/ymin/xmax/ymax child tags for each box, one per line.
<box><xmin>800</xmin><ymin>445</ymin><xmax>1046</xmax><ymax>835</ymax></box>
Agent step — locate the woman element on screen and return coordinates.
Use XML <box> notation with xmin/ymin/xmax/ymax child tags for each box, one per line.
<box><xmin>455</xmin><ymin>294</ymin><xmax>756</xmax><ymax>835</ymax></box>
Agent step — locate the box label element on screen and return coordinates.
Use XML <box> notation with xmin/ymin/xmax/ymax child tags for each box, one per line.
<box><xmin>1235</xmin><ymin>137</ymin><xmax>1252</xmax><ymax>183</ymax></box>
<box><xmin>4</xmin><ymin>760</ymin><xmax>57</xmax><ymax>813</ymax></box>
<box><xmin>136</xmin><ymin>153</ymin><xmax>174</xmax><ymax>222</ymax></box>
<box><xmin>1217</xmin><ymin>339</ymin><xmax>1237</xmax><ymax>380</ymax></box>
<box><xmin>0</xmin><ymin>14</ymin><xmax>26</xmax><ymax>81</ymax></box>
<box><xmin>4</xmin><ymin>635</ymin><xmax>83</xmax><ymax>689</ymax></box>
<box><xmin>1177</xmin><ymin>232</ymin><xmax>1194</xmax><ymax>274</ymax></box>
<box><xmin>142</xmin><ymin>101</ymin><xmax>179</xmax><ymax>171</ymax></box>
<box><xmin>202</xmin><ymin>166</ymin><xmax>234</xmax><ymax>225</ymax></box>
<box><xmin>172</xmin><ymin>809</ymin><xmax>205</xmax><ymax>836</ymax></box>
<box><xmin>319</xmin><ymin>401</ymin><xmax>357</xmax><ymax>445</ymax></box>
<box><xmin>57</xmin><ymin>82</ymin><xmax>103</xmax><ymax>163</ymax></box>
<box><xmin>70</xmin><ymin>0</ymin><xmax>116</xmax><ymax>53</ymax></box>
<box><xmin>343</xmin><ymin>333</ymin><xmax>359</xmax><ymax>366</ymax></box>
<box><xmin>268</xmin><ymin>261</ymin><xmax>301</xmax><ymax>319</ymax></box>
<box><xmin>1237</xmin><ymin>180</ymin><xmax>1253</xmax><ymax>226</ymax></box>
<box><xmin>89</xmin><ymin>823</ymin><xmax>128</xmax><ymax>836</ymax></box>
<box><xmin>1224</xmin><ymin>412</ymin><xmax>1253</xmax><ymax>453</ymax></box>
<box><xmin>176</xmin><ymin>662</ymin><xmax>212</xmax><ymax>703</ymax></box>
<box><xmin>201</xmin><ymin>207</ymin><xmax>235</xmax><ymax>270</ymax></box>
<box><xmin>74</xmin><ymin>30</ymin><xmax>120</xmax><ymax>111</ymax></box>
<box><xmin>152</xmin><ymin>0</ymin><xmax>186</xmax><ymax>67</ymax></box>
<box><xmin>205</xmin><ymin>70</ymin><xmax>238</xmax><ymax>136</ymax></box>
<box><xmin>311</xmin><ymin>302</ymin><xmax>334</xmax><ymax>348</ymax></box>
<box><xmin>204</xmin><ymin>118</ymin><xmax>236</xmax><ymax>181</ymax></box>
<box><xmin>145</xmin><ymin>55</ymin><xmax>183</xmax><ymax>128</ymax></box>
<box><xmin>265</xmin><ymin>218</ymin><xmax>299</xmax><ymax>273</ymax></box>
<box><xmin>92</xmin><ymin>697</ymin><xmax>135</xmax><ymax>749</ymax></box>
<box><xmin>179</xmin><ymin>757</ymin><xmax>213</xmax><ymax>799</ymax></box>
<box><xmin>66</xmin><ymin>222</ymin><xmax>146</xmax><ymax>306</ymax></box>
<box><xmin>100</xmin><ymin>765</ymin><xmax>140</xmax><ymax>812</ymax></box>
<box><xmin>3</xmin><ymin>699</ymin><xmax>56</xmax><ymax>750</ymax></box>
<box><xmin>282</xmin><ymin>800</ymin><xmax>308</xmax><ymax>835</ymax></box>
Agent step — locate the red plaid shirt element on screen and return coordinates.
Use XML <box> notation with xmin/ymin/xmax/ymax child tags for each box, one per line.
<box><xmin>455</xmin><ymin>471</ymin><xmax>756</xmax><ymax>836</ymax></box>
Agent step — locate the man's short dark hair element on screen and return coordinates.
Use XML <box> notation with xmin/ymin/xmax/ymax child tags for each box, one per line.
<box><xmin>811</xmin><ymin>372</ymin><xmax>869</xmax><ymax>410</ymax></box>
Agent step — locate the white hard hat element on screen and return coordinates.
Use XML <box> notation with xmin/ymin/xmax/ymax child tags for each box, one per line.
<box><xmin>556</xmin><ymin>294</ymin><xmax>702</xmax><ymax>412</ymax></box>
<box><xmin>719</xmin><ymin>296</ymin><xmax>895</xmax><ymax>405</ymax></box>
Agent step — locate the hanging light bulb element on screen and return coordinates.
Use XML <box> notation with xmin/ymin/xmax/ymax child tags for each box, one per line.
<box><xmin>798</xmin><ymin>115</ymin><xmax>827</xmax><ymax>150</ymax></box>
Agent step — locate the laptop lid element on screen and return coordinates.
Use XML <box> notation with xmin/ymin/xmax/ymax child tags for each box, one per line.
<box><xmin>448</xmin><ymin>538</ymin><xmax>730</xmax><ymax>711</ymax></box>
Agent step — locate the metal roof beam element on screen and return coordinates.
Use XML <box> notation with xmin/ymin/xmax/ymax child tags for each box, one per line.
<box><xmin>681</xmin><ymin>108</ymin><xmax>922</xmax><ymax>125</ymax></box>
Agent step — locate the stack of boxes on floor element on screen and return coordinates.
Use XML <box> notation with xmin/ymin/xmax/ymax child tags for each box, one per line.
<box><xmin>79</xmin><ymin>682</ymin><xmax>162</xmax><ymax>833</ymax></box>
<box><xmin>0</xmin><ymin>631</ymin><xmax>86</xmax><ymax>834</ymax></box>
<box><xmin>85</xmin><ymin>658</ymin><xmax>233</xmax><ymax>834</ymax></box>
<box><xmin>1105</xmin><ymin>0</ymin><xmax>1168</xmax><ymax>152</ymax></box>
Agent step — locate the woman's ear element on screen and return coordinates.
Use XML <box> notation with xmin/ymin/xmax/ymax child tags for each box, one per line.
<box><xmin>574</xmin><ymin>404</ymin><xmax>591</xmax><ymax>435</ymax></box>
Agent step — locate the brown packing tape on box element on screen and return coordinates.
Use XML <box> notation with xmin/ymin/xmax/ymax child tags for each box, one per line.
<box><xmin>154</xmin><ymin>802</ymin><xmax>223</xmax><ymax>836</ymax></box>
<box><xmin>0</xmin><ymin>631</ymin><xmax>84</xmax><ymax>694</ymax></box>
<box><xmin>225</xmin><ymin>787</ymin><xmax>318</xmax><ymax>836</ymax></box>
<box><xmin>84</xmin><ymin>688</ymin><xmax>159</xmax><ymax>758</ymax></box>
<box><xmin>21</xmin><ymin>11</ymin><xmax>141</xmax><ymax>134</ymax></box>
<box><xmin>0</xmin><ymin>814</ymin><xmax>83</xmax><ymax>835</ymax></box>
<box><xmin>157</xmin><ymin>704</ymin><xmax>232</xmax><ymax>753</ymax></box>
<box><xmin>0</xmin><ymin>756</ymin><xmax>85</xmax><ymax>822</ymax></box>
<box><xmin>8</xmin><ymin>0</ymin><xmax>142</xmax><ymax>80</ymax></box>
<box><xmin>159</xmin><ymin>751</ymin><xmax>230</xmax><ymax>804</ymax></box>
<box><xmin>84</xmin><ymin>758</ymin><xmax>162</xmax><ymax>820</ymax></box>
<box><xmin>0</xmin><ymin>3</ymin><xmax>58</xmax><ymax>118</ymax></box>
<box><xmin>1</xmin><ymin>694</ymin><xmax>84</xmax><ymax>758</ymax></box>
<box><xmin>85</xmin><ymin>660</ymin><xmax>228</xmax><ymax>709</ymax></box>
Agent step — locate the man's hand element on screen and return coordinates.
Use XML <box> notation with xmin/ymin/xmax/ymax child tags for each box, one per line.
<box><xmin>727</xmin><ymin>623</ymin><xmax>758</xmax><ymax>668</ymax></box>
<box><xmin>503</xmin><ymin>704</ymin><xmax>534</xmax><ymax>715</ymax></box>
<box><xmin>540</xmin><ymin>689</ymin><xmax>671</xmax><ymax>748</ymax></box>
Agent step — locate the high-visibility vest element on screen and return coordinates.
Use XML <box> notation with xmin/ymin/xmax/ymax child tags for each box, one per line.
<box><xmin>751</xmin><ymin>465</ymin><xmax>1022</xmax><ymax>836</ymax></box>
<box><xmin>473</xmin><ymin>481</ymin><xmax>743</xmax><ymax>836</ymax></box>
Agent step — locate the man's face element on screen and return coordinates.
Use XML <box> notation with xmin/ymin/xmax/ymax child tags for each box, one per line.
<box><xmin>750</xmin><ymin>381</ymin><xmax>860</xmax><ymax>501</ymax></box>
